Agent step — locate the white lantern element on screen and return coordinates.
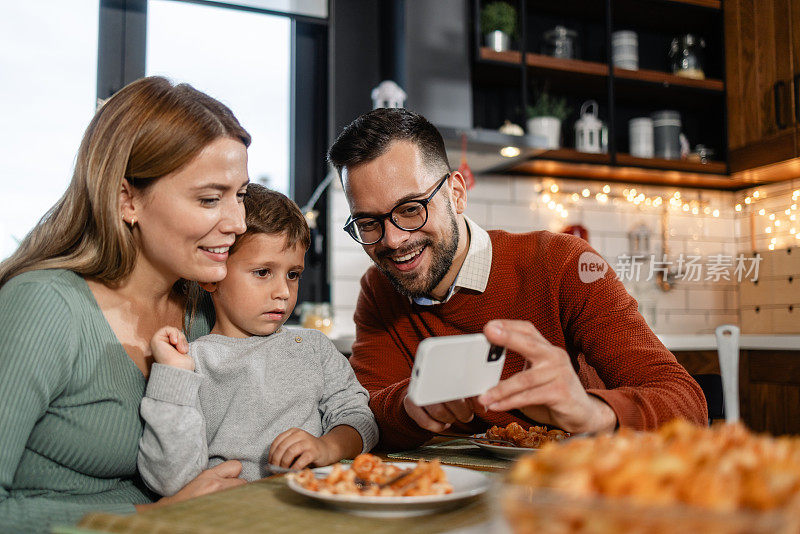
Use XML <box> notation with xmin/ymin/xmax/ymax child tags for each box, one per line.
<box><xmin>575</xmin><ymin>100</ymin><xmax>605</xmax><ymax>153</ymax></box>
<box><xmin>371</xmin><ymin>80</ymin><xmax>407</xmax><ymax>109</ymax></box>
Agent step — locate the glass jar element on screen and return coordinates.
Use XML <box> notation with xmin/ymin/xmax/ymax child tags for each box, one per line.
<box><xmin>669</xmin><ymin>34</ymin><xmax>706</xmax><ymax>79</ymax></box>
<box><xmin>542</xmin><ymin>26</ymin><xmax>577</xmax><ymax>59</ymax></box>
<box><xmin>299</xmin><ymin>302</ymin><xmax>333</xmax><ymax>335</ymax></box>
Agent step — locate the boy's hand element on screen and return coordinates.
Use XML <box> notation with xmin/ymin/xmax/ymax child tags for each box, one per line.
<box><xmin>268</xmin><ymin>428</ymin><xmax>335</xmax><ymax>470</ymax></box>
<box><xmin>150</xmin><ymin>326</ymin><xmax>194</xmax><ymax>371</ymax></box>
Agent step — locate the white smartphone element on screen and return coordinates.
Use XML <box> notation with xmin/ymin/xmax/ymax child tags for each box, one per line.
<box><xmin>406</xmin><ymin>333</ymin><xmax>506</xmax><ymax>406</ymax></box>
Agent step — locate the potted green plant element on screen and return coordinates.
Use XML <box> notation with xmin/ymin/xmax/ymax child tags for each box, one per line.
<box><xmin>526</xmin><ymin>92</ymin><xmax>571</xmax><ymax>149</ymax></box>
<box><xmin>481</xmin><ymin>2</ymin><xmax>517</xmax><ymax>52</ymax></box>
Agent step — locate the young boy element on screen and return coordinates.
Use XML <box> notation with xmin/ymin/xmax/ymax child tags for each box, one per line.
<box><xmin>137</xmin><ymin>184</ymin><xmax>378</xmax><ymax>497</ymax></box>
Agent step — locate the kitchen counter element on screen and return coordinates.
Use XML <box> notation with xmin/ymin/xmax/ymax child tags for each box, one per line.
<box><xmin>657</xmin><ymin>334</ymin><xmax>800</xmax><ymax>351</ymax></box>
<box><xmin>331</xmin><ymin>333</ymin><xmax>800</xmax><ymax>355</ymax></box>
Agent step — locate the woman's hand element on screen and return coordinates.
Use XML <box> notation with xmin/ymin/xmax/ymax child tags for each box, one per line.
<box><xmin>268</xmin><ymin>428</ymin><xmax>334</xmax><ymax>470</ymax></box>
<box><xmin>150</xmin><ymin>326</ymin><xmax>193</xmax><ymax>371</ymax></box>
<box><xmin>135</xmin><ymin>460</ymin><xmax>246</xmax><ymax>511</ymax></box>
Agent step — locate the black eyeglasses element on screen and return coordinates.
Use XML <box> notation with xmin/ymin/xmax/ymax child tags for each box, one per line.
<box><xmin>343</xmin><ymin>172</ymin><xmax>451</xmax><ymax>245</ymax></box>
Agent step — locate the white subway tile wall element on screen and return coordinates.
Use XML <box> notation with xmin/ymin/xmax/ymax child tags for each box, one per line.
<box><xmin>734</xmin><ymin>181</ymin><xmax>800</xmax><ymax>253</ymax></box>
<box><xmin>327</xmin><ymin>174</ymin><xmax>784</xmax><ymax>337</ymax></box>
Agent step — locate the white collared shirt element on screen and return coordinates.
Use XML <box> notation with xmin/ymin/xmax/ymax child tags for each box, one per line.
<box><xmin>413</xmin><ymin>216</ymin><xmax>492</xmax><ymax>306</ymax></box>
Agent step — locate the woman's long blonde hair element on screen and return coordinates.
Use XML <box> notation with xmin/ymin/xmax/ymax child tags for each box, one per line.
<box><xmin>0</xmin><ymin>76</ymin><xmax>251</xmax><ymax>290</ymax></box>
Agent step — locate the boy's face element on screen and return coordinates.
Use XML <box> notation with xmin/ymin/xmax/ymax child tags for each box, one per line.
<box><xmin>203</xmin><ymin>232</ymin><xmax>305</xmax><ymax>338</ymax></box>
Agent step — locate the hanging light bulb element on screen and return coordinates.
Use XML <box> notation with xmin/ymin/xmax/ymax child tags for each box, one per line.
<box><xmin>581</xmin><ymin>188</ymin><xmax>590</xmax><ymax>197</ymax></box>
<box><xmin>550</xmin><ymin>184</ymin><xmax>559</xmax><ymax>193</ymax></box>
<box><xmin>753</xmin><ymin>190</ymin><xmax>761</xmax><ymax>198</ymax></box>
<box><xmin>735</xmin><ymin>204</ymin><xmax>742</xmax><ymax>211</ymax></box>
<box><xmin>769</xmin><ymin>213</ymin><xmax>776</xmax><ymax>220</ymax></box>
<box><xmin>542</xmin><ymin>193</ymin><xmax>551</xmax><ymax>203</ymax></box>
<box><xmin>759</xmin><ymin>208</ymin><xmax>766</xmax><ymax>216</ymax></box>
<box><xmin>602</xmin><ymin>185</ymin><xmax>611</xmax><ymax>194</ymax></box>
<box><xmin>745</xmin><ymin>197</ymin><xmax>752</xmax><ymax>204</ymax></box>
<box><xmin>712</xmin><ymin>209</ymin><xmax>720</xmax><ymax>217</ymax></box>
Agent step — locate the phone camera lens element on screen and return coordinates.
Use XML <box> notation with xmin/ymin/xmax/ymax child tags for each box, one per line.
<box><xmin>487</xmin><ymin>344</ymin><xmax>503</xmax><ymax>362</ymax></box>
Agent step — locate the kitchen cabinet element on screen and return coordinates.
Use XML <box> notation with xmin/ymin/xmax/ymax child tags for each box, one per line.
<box><xmin>470</xmin><ymin>0</ymin><xmax>734</xmax><ymax>187</ymax></box>
<box><xmin>794</xmin><ymin>0</ymin><xmax>800</xmax><ymax>157</ymax></box>
<box><xmin>725</xmin><ymin>0</ymin><xmax>799</xmax><ymax>172</ymax></box>
<box><xmin>738</xmin><ymin>247</ymin><xmax>800</xmax><ymax>335</ymax></box>
<box><xmin>675</xmin><ymin>346</ymin><xmax>800</xmax><ymax>435</ymax></box>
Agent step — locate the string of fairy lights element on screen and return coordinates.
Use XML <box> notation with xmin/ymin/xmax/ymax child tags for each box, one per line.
<box><xmin>530</xmin><ymin>180</ymin><xmax>719</xmax><ymax>219</ymax></box>
<box><xmin>529</xmin><ymin>179</ymin><xmax>799</xmax><ymax>251</ymax></box>
<box><xmin>734</xmin><ymin>186</ymin><xmax>800</xmax><ymax>250</ymax></box>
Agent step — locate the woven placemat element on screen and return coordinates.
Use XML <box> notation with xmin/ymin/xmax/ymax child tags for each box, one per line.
<box><xmin>387</xmin><ymin>440</ymin><xmax>513</xmax><ymax>470</ymax></box>
<box><xmin>78</xmin><ymin>476</ymin><xmax>498</xmax><ymax>534</ymax></box>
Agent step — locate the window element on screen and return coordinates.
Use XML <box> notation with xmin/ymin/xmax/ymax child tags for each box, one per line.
<box><xmin>146</xmin><ymin>0</ymin><xmax>291</xmax><ymax>193</ymax></box>
<box><xmin>0</xmin><ymin>1</ymin><xmax>99</xmax><ymax>260</ymax></box>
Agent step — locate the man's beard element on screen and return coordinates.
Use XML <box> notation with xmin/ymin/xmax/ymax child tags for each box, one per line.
<box><xmin>373</xmin><ymin>210</ymin><xmax>460</xmax><ymax>300</ymax></box>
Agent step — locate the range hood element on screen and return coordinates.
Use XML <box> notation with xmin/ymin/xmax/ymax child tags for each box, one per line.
<box><xmin>437</xmin><ymin>125</ymin><xmax>549</xmax><ymax>175</ymax></box>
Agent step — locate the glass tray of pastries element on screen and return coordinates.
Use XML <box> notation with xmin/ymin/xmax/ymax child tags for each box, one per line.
<box><xmin>503</xmin><ymin>419</ymin><xmax>800</xmax><ymax>534</ymax></box>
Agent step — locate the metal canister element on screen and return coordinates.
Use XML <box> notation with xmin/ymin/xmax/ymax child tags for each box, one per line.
<box><xmin>651</xmin><ymin>110</ymin><xmax>682</xmax><ymax>160</ymax></box>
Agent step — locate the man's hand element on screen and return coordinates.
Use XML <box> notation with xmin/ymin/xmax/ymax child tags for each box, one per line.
<box><xmin>150</xmin><ymin>326</ymin><xmax>194</xmax><ymax>371</ymax></box>
<box><xmin>402</xmin><ymin>395</ymin><xmax>484</xmax><ymax>433</ymax></box>
<box><xmin>477</xmin><ymin>320</ymin><xmax>617</xmax><ymax>434</ymax></box>
<box><xmin>268</xmin><ymin>428</ymin><xmax>335</xmax><ymax>470</ymax></box>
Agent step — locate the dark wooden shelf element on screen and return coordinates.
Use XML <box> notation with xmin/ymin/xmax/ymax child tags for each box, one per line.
<box><xmin>510</xmin><ymin>157</ymin><xmax>739</xmax><ymax>189</ymax></box>
<box><xmin>509</xmin><ymin>153</ymin><xmax>798</xmax><ymax>189</ymax></box>
<box><xmin>478</xmin><ymin>48</ymin><xmax>522</xmax><ymax>65</ymax></box>
<box><xmin>525</xmin><ymin>53</ymin><xmax>609</xmax><ymax>77</ymax></box>
<box><xmin>479</xmin><ymin>50</ymin><xmax>724</xmax><ymax>93</ymax></box>
<box><xmin>531</xmin><ymin>148</ymin><xmax>612</xmax><ymax>164</ymax></box>
<box><xmin>479</xmin><ymin>49</ymin><xmax>609</xmax><ymax>78</ymax></box>
<box><xmin>616</xmin><ymin>153</ymin><xmax>727</xmax><ymax>174</ymax></box>
<box><xmin>662</xmin><ymin>0</ymin><xmax>721</xmax><ymax>8</ymax></box>
<box><xmin>613</xmin><ymin>67</ymin><xmax>724</xmax><ymax>92</ymax></box>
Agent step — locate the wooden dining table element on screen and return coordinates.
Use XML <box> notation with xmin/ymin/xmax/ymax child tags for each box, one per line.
<box><xmin>65</xmin><ymin>437</ymin><xmax>516</xmax><ymax>534</ymax></box>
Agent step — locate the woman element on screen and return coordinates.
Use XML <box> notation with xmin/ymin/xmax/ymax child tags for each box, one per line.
<box><xmin>0</xmin><ymin>76</ymin><xmax>251</xmax><ymax>533</ymax></box>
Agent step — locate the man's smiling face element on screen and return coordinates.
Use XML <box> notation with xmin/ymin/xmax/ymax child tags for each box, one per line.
<box><xmin>342</xmin><ymin>140</ymin><xmax>463</xmax><ymax>299</ymax></box>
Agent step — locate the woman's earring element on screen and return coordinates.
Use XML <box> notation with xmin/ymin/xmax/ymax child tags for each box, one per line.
<box><xmin>131</xmin><ymin>217</ymin><xmax>137</xmax><ymax>227</ymax></box>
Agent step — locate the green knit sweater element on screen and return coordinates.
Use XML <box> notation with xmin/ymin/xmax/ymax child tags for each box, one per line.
<box><xmin>0</xmin><ymin>269</ymin><xmax>213</xmax><ymax>533</ymax></box>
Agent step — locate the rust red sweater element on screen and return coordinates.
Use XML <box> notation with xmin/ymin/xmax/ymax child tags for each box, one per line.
<box><xmin>349</xmin><ymin>230</ymin><xmax>707</xmax><ymax>451</ymax></box>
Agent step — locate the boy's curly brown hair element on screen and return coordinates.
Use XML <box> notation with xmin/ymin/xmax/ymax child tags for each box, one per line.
<box><xmin>232</xmin><ymin>183</ymin><xmax>311</xmax><ymax>253</ymax></box>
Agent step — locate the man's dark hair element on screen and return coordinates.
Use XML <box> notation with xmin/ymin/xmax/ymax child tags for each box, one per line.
<box><xmin>327</xmin><ymin>108</ymin><xmax>450</xmax><ymax>179</ymax></box>
<box><xmin>231</xmin><ymin>183</ymin><xmax>311</xmax><ymax>253</ymax></box>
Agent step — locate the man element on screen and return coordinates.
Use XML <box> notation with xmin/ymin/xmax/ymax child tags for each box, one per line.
<box><xmin>328</xmin><ymin>108</ymin><xmax>707</xmax><ymax>451</ymax></box>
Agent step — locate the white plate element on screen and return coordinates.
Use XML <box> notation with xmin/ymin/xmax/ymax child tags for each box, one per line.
<box><xmin>285</xmin><ymin>462</ymin><xmax>490</xmax><ymax>518</ymax></box>
<box><xmin>468</xmin><ymin>434</ymin><xmax>537</xmax><ymax>460</ymax></box>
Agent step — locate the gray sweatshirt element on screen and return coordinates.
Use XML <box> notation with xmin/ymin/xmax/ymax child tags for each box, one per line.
<box><xmin>137</xmin><ymin>327</ymin><xmax>379</xmax><ymax>496</ymax></box>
